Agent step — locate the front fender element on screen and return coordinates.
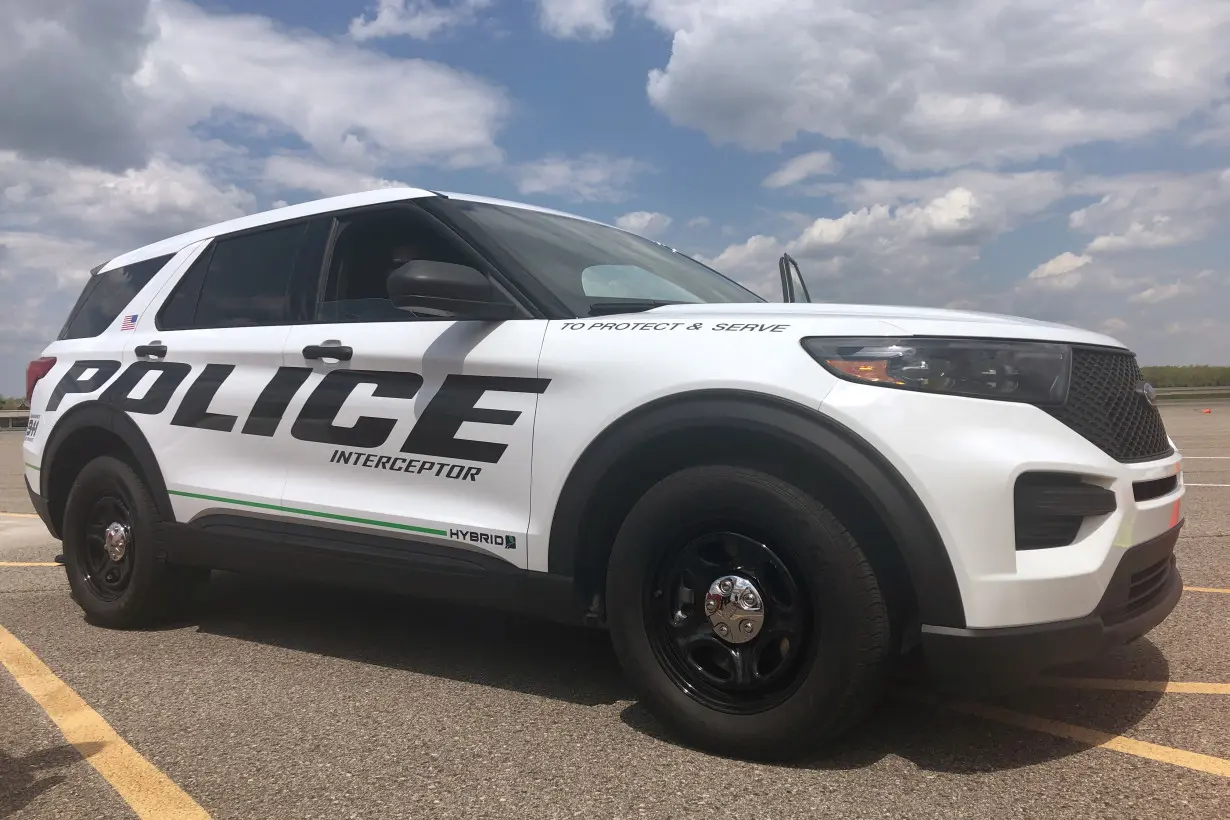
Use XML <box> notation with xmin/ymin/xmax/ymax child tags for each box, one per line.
<box><xmin>546</xmin><ymin>389</ymin><xmax>967</xmax><ymax>629</ymax></box>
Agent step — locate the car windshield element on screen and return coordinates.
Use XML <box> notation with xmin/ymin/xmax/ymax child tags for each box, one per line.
<box><xmin>452</xmin><ymin>200</ymin><xmax>764</xmax><ymax>315</ymax></box>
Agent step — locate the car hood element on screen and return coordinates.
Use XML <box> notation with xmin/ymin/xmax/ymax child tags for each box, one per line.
<box><xmin>635</xmin><ymin>302</ymin><xmax>1126</xmax><ymax>349</ymax></box>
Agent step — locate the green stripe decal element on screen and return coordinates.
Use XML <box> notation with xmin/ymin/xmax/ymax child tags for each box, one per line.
<box><xmin>167</xmin><ymin>490</ymin><xmax>449</xmax><ymax>536</ymax></box>
<box><xmin>24</xmin><ymin>463</ymin><xmax>40</xmax><ymax>471</ymax></box>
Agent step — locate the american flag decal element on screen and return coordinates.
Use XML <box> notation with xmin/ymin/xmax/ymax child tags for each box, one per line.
<box><xmin>121</xmin><ymin>314</ymin><xmax>138</xmax><ymax>331</ymax></box>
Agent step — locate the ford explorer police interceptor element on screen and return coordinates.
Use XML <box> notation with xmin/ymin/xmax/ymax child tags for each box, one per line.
<box><xmin>22</xmin><ymin>188</ymin><xmax>1185</xmax><ymax>761</ymax></box>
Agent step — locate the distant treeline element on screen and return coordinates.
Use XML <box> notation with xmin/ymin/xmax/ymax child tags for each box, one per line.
<box><xmin>1139</xmin><ymin>366</ymin><xmax>1230</xmax><ymax>388</ymax></box>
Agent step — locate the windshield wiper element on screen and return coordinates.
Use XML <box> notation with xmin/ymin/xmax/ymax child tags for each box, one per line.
<box><xmin>587</xmin><ymin>299</ymin><xmax>687</xmax><ymax>316</ymax></box>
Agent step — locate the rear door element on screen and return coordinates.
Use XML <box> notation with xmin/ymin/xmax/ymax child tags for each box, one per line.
<box><xmin>277</xmin><ymin>202</ymin><xmax>549</xmax><ymax>570</ymax></box>
<box><xmin>118</xmin><ymin>216</ymin><xmax>331</xmax><ymax>524</ymax></box>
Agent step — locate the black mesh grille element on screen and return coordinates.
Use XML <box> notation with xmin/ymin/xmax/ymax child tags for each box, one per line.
<box><xmin>1042</xmin><ymin>347</ymin><xmax>1173</xmax><ymax>462</ymax></box>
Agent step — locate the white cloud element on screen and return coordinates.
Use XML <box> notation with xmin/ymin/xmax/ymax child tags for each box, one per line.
<box><xmin>702</xmin><ymin>234</ymin><xmax>784</xmax><ymax>299</ymax></box>
<box><xmin>0</xmin><ymin>0</ymin><xmax>154</xmax><ymax>172</ymax></box>
<box><xmin>686</xmin><ymin>216</ymin><xmax>711</xmax><ymax>229</ymax></box>
<box><xmin>763</xmin><ymin>151</ymin><xmax>836</xmax><ymax>188</ymax></box>
<box><xmin>263</xmin><ymin>156</ymin><xmax>407</xmax><ymax>199</ymax></box>
<box><xmin>349</xmin><ymin>0</ymin><xmax>492</xmax><ymax>41</ymax></box>
<box><xmin>791</xmin><ymin>187</ymin><xmax>982</xmax><ymax>255</ymax></box>
<box><xmin>139</xmin><ymin>0</ymin><xmax>510</xmax><ymax>171</ymax></box>
<box><xmin>512</xmin><ymin>153</ymin><xmax>650</xmax><ymax>202</ymax></box>
<box><xmin>1130</xmin><ymin>282</ymin><xmax>1195</xmax><ymax>304</ymax></box>
<box><xmin>537</xmin><ymin>0</ymin><xmax>618</xmax><ymax>39</ymax></box>
<box><xmin>0</xmin><ymin>231</ymin><xmax>111</xmax><ymax>290</ymax></box>
<box><xmin>628</xmin><ymin>0</ymin><xmax>1230</xmax><ymax>170</ymax></box>
<box><xmin>1069</xmin><ymin>169</ymin><xmax>1230</xmax><ymax>253</ymax></box>
<box><xmin>1190</xmin><ymin>103</ymin><xmax>1230</xmax><ymax>146</ymax></box>
<box><xmin>700</xmin><ymin>170</ymin><xmax>1081</xmax><ymax>302</ymax></box>
<box><xmin>0</xmin><ymin>151</ymin><xmax>254</xmax><ymax>248</ymax></box>
<box><xmin>817</xmin><ymin>170</ymin><xmax>1067</xmax><ymax>215</ymax></box>
<box><xmin>615</xmin><ymin>210</ymin><xmax>672</xmax><ymax>237</ymax></box>
<box><xmin>1027</xmin><ymin>252</ymin><xmax>1092</xmax><ymax>285</ymax></box>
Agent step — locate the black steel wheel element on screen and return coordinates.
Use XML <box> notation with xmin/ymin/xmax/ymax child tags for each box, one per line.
<box><xmin>647</xmin><ymin>531</ymin><xmax>811</xmax><ymax>714</ymax></box>
<box><xmin>75</xmin><ymin>494</ymin><xmax>137</xmax><ymax>602</ymax></box>
<box><xmin>606</xmin><ymin>465</ymin><xmax>890</xmax><ymax>761</ymax></box>
<box><xmin>62</xmin><ymin>456</ymin><xmax>208</xmax><ymax>628</ymax></box>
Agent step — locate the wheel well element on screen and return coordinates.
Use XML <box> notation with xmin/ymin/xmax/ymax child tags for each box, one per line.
<box><xmin>570</xmin><ymin>424</ymin><xmax>920</xmax><ymax>644</ymax></box>
<box><xmin>46</xmin><ymin>426</ymin><xmax>141</xmax><ymax>534</ymax></box>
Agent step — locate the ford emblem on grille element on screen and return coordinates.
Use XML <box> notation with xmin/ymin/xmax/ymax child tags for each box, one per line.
<box><xmin>1134</xmin><ymin>380</ymin><xmax>1157</xmax><ymax>406</ymax></box>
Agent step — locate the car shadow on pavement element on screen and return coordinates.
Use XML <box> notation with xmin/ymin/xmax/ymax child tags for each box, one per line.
<box><xmin>191</xmin><ymin>571</ymin><xmax>633</xmax><ymax>707</ymax></box>
<box><xmin>621</xmin><ymin>639</ymin><xmax>1171</xmax><ymax>772</ymax></box>
<box><xmin>192</xmin><ymin>572</ymin><xmax>1169</xmax><ymax>773</ymax></box>
<box><xmin>0</xmin><ymin>742</ymin><xmax>105</xmax><ymax>819</ymax></box>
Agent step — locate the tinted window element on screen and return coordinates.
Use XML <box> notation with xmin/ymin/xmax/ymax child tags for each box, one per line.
<box><xmin>193</xmin><ymin>222</ymin><xmax>309</xmax><ymax>328</ymax></box>
<box><xmin>453</xmin><ymin>201</ymin><xmax>762</xmax><ymax>315</ymax></box>
<box><xmin>157</xmin><ymin>221</ymin><xmax>324</xmax><ymax>331</ymax></box>
<box><xmin>157</xmin><ymin>246</ymin><xmax>212</xmax><ymax>331</ymax></box>
<box><xmin>59</xmin><ymin>254</ymin><xmax>174</xmax><ymax>339</ymax></box>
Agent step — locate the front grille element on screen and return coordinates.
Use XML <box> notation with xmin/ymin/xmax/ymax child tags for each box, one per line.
<box><xmin>1043</xmin><ymin>347</ymin><xmax>1173</xmax><ymax>462</ymax></box>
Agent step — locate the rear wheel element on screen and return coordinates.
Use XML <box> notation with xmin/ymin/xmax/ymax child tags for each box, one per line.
<box><xmin>606</xmin><ymin>465</ymin><xmax>889</xmax><ymax>761</ymax></box>
<box><xmin>62</xmin><ymin>456</ymin><xmax>208</xmax><ymax>628</ymax></box>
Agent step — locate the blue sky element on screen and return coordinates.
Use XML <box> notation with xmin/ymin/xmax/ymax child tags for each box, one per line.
<box><xmin>2</xmin><ymin>0</ymin><xmax>1230</xmax><ymax>394</ymax></box>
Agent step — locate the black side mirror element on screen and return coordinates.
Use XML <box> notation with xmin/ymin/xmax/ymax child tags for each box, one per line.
<box><xmin>387</xmin><ymin>261</ymin><xmax>518</xmax><ymax>320</ymax></box>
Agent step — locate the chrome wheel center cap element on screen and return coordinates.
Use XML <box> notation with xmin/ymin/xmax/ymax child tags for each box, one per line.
<box><xmin>704</xmin><ymin>575</ymin><xmax>765</xmax><ymax>644</ymax></box>
<box><xmin>103</xmin><ymin>522</ymin><xmax>130</xmax><ymax>562</ymax></box>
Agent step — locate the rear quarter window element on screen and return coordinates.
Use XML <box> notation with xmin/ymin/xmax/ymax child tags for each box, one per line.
<box><xmin>58</xmin><ymin>254</ymin><xmax>174</xmax><ymax>340</ymax></box>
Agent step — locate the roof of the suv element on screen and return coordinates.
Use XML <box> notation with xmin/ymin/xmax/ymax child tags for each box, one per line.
<box><xmin>100</xmin><ymin>188</ymin><xmax>614</xmax><ymax>274</ymax></box>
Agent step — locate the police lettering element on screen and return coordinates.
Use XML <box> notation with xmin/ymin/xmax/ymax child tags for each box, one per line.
<box><xmin>47</xmin><ymin>359</ymin><xmax>551</xmax><ymax>473</ymax></box>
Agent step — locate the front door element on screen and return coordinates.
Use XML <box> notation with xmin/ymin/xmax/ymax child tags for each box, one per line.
<box><xmin>277</xmin><ymin>203</ymin><xmax>549</xmax><ymax>569</ymax></box>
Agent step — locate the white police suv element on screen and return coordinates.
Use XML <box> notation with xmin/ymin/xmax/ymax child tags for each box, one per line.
<box><xmin>22</xmin><ymin>187</ymin><xmax>1184</xmax><ymax>760</ymax></box>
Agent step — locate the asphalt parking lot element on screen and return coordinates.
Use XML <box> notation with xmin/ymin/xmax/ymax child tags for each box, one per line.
<box><xmin>2</xmin><ymin>406</ymin><xmax>1228</xmax><ymax>819</ymax></box>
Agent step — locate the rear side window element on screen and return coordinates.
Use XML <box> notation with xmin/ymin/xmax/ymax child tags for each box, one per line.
<box><xmin>158</xmin><ymin>219</ymin><xmax>327</xmax><ymax>330</ymax></box>
<box><xmin>58</xmin><ymin>254</ymin><xmax>174</xmax><ymax>339</ymax></box>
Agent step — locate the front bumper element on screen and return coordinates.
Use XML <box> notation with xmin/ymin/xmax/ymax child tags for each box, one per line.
<box><xmin>820</xmin><ymin>379</ymin><xmax>1185</xmax><ymax>628</ymax></box>
<box><xmin>919</xmin><ymin>521</ymin><xmax>1182</xmax><ymax>693</ymax></box>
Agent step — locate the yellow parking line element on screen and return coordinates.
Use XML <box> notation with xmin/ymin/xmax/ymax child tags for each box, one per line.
<box><xmin>949</xmin><ymin>700</ymin><xmax>1230</xmax><ymax>778</ymax></box>
<box><xmin>0</xmin><ymin>625</ymin><xmax>212</xmax><ymax>819</ymax></box>
<box><xmin>1186</xmin><ymin>586</ymin><xmax>1230</xmax><ymax>594</ymax></box>
<box><xmin>0</xmin><ymin>561</ymin><xmax>59</xmax><ymax>567</ymax></box>
<box><xmin>0</xmin><ymin>511</ymin><xmax>40</xmax><ymax>518</ymax></box>
<box><xmin>1037</xmin><ymin>677</ymin><xmax>1230</xmax><ymax>695</ymax></box>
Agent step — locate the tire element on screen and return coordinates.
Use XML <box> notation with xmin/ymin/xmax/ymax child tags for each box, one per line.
<box><xmin>605</xmin><ymin>465</ymin><xmax>889</xmax><ymax>761</ymax></box>
<box><xmin>62</xmin><ymin>456</ymin><xmax>209</xmax><ymax>628</ymax></box>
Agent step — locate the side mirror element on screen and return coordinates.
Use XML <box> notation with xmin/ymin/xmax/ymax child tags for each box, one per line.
<box><xmin>387</xmin><ymin>261</ymin><xmax>518</xmax><ymax>320</ymax></box>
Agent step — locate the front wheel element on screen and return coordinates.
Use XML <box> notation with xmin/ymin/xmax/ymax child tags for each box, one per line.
<box><xmin>606</xmin><ymin>465</ymin><xmax>890</xmax><ymax>761</ymax></box>
<box><xmin>62</xmin><ymin>456</ymin><xmax>208</xmax><ymax>628</ymax></box>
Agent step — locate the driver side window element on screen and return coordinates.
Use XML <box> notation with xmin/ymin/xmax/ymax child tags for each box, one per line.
<box><xmin>317</xmin><ymin>206</ymin><xmax>475</xmax><ymax>323</ymax></box>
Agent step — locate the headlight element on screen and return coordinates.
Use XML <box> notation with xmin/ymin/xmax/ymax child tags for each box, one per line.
<box><xmin>801</xmin><ymin>337</ymin><xmax>1072</xmax><ymax>404</ymax></box>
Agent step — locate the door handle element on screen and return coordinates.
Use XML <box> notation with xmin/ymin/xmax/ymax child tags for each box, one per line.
<box><xmin>134</xmin><ymin>343</ymin><xmax>167</xmax><ymax>359</ymax></box>
<box><xmin>303</xmin><ymin>343</ymin><xmax>353</xmax><ymax>361</ymax></box>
